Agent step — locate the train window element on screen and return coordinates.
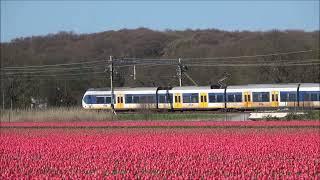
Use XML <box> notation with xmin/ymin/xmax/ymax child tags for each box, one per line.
<box><xmin>159</xmin><ymin>95</ymin><xmax>166</xmax><ymax>103</ymax></box>
<box><xmin>158</xmin><ymin>94</ymin><xmax>173</xmax><ymax>103</ymax></box>
<box><xmin>125</xmin><ymin>94</ymin><xmax>156</xmax><ymax>104</ymax></box>
<box><xmin>261</xmin><ymin>93</ymin><xmax>269</xmax><ymax>102</ymax></box>
<box><xmin>204</xmin><ymin>96</ymin><xmax>207</xmax><ymax>102</ymax></box>
<box><xmin>253</xmin><ymin>92</ymin><xmax>269</xmax><ymax>102</ymax></box>
<box><xmin>253</xmin><ymin>93</ymin><xmax>259</xmax><ymax>102</ymax></box>
<box><xmin>146</xmin><ymin>96</ymin><xmax>155</xmax><ymax>103</ymax></box>
<box><xmin>183</xmin><ymin>93</ymin><xmax>199</xmax><ymax>103</ymax></box>
<box><xmin>105</xmin><ymin>97</ymin><xmax>111</xmax><ymax>104</ymax></box>
<box><xmin>96</xmin><ymin>97</ymin><xmax>105</xmax><ymax>104</ymax></box>
<box><xmin>311</xmin><ymin>93</ymin><xmax>318</xmax><ymax>101</ymax></box>
<box><xmin>235</xmin><ymin>94</ymin><xmax>242</xmax><ymax>102</ymax></box>
<box><xmin>167</xmin><ymin>94</ymin><xmax>173</xmax><ymax>103</ymax></box>
<box><xmin>91</xmin><ymin>96</ymin><xmax>97</xmax><ymax>104</ymax></box>
<box><xmin>209</xmin><ymin>94</ymin><xmax>216</xmax><ymax>102</ymax></box>
<box><xmin>303</xmin><ymin>93</ymin><xmax>310</xmax><ymax>101</ymax></box>
<box><xmin>191</xmin><ymin>94</ymin><xmax>198</xmax><ymax>103</ymax></box>
<box><xmin>83</xmin><ymin>95</ymin><xmax>93</xmax><ymax>104</ymax></box>
<box><xmin>208</xmin><ymin>93</ymin><xmax>224</xmax><ymax>103</ymax></box>
<box><xmin>289</xmin><ymin>94</ymin><xmax>296</xmax><ymax>102</ymax></box>
<box><xmin>140</xmin><ymin>96</ymin><xmax>147</xmax><ymax>103</ymax></box>
<box><xmin>227</xmin><ymin>93</ymin><xmax>242</xmax><ymax>102</ymax></box>
<box><xmin>280</xmin><ymin>92</ymin><xmax>288</xmax><ymax>102</ymax></box>
<box><xmin>280</xmin><ymin>92</ymin><xmax>296</xmax><ymax>102</ymax></box>
<box><xmin>125</xmin><ymin>95</ymin><xmax>133</xmax><ymax>103</ymax></box>
<box><xmin>248</xmin><ymin>95</ymin><xmax>251</xmax><ymax>102</ymax></box>
<box><xmin>200</xmin><ymin>96</ymin><xmax>204</xmax><ymax>102</ymax></box>
<box><xmin>227</xmin><ymin>94</ymin><xmax>235</xmax><ymax>102</ymax></box>
<box><xmin>217</xmin><ymin>95</ymin><xmax>224</xmax><ymax>102</ymax></box>
<box><xmin>133</xmin><ymin>96</ymin><xmax>139</xmax><ymax>103</ymax></box>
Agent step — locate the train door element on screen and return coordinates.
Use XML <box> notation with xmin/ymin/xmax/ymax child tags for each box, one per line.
<box><xmin>244</xmin><ymin>92</ymin><xmax>252</xmax><ymax>108</ymax></box>
<box><xmin>271</xmin><ymin>91</ymin><xmax>279</xmax><ymax>107</ymax></box>
<box><xmin>199</xmin><ymin>92</ymin><xmax>208</xmax><ymax>108</ymax></box>
<box><xmin>173</xmin><ymin>93</ymin><xmax>182</xmax><ymax>109</ymax></box>
<box><xmin>116</xmin><ymin>94</ymin><xmax>124</xmax><ymax>109</ymax></box>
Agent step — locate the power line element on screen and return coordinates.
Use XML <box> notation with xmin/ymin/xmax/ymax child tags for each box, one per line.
<box><xmin>184</xmin><ymin>62</ymin><xmax>320</xmax><ymax>67</ymax></box>
<box><xmin>1</xmin><ymin>49</ymin><xmax>318</xmax><ymax>71</ymax></box>
<box><xmin>115</xmin><ymin>63</ymin><xmax>176</xmax><ymax>68</ymax></box>
<box><xmin>182</xmin><ymin>49</ymin><xmax>319</xmax><ymax>61</ymax></box>
<box><xmin>3</xmin><ymin>71</ymin><xmax>107</xmax><ymax>77</ymax></box>
<box><xmin>3</xmin><ymin>58</ymin><xmax>318</xmax><ymax>74</ymax></box>
<box><xmin>1</xmin><ymin>59</ymin><xmax>107</xmax><ymax>70</ymax></box>
<box><xmin>3</xmin><ymin>65</ymin><xmax>106</xmax><ymax>75</ymax></box>
<box><xmin>184</xmin><ymin>58</ymin><xmax>317</xmax><ymax>64</ymax></box>
<box><xmin>118</xmin><ymin>49</ymin><xmax>318</xmax><ymax>61</ymax></box>
<box><xmin>0</xmin><ymin>76</ymin><xmax>109</xmax><ymax>81</ymax></box>
<box><xmin>181</xmin><ymin>58</ymin><xmax>320</xmax><ymax>64</ymax></box>
<box><xmin>3</xmin><ymin>59</ymin><xmax>319</xmax><ymax>76</ymax></box>
<box><xmin>1</xmin><ymin>62</ymin><xmax>106</xmax><ymax>72</ymax></box>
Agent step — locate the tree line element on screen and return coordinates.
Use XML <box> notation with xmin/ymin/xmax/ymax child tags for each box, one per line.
<box><xmin>0</xmin><ymin>28</ymin><xmax>319</xmax><ymax>108</ymax></box>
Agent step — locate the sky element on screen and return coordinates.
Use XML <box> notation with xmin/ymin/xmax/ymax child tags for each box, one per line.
<box><xmin>1</xmin><ymin>0</ymin><xmax>319</xmax><ymax>42</ymax></box>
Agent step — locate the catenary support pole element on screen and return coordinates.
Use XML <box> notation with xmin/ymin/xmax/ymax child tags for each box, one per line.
<box><xmin>2</xmin><ymin>87</ymin><xmax>4</xmax><ymax>110</ymax></box>
<box><xmin>133</xmin><ymin>65</ymin><xmax>136</xmax><ymax>80</ymax></box>
<box><xmin>178</xmin><ymin>58</ymin><xmax>182</xmax><ymax>87</ymax></box>
<box><xmin>109</xmin><ymin>56</ymin><xmax>116</xmax><ymax>115</ymax></box>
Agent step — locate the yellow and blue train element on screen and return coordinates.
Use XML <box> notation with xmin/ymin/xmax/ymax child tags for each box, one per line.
<box><xmin>82</xmin><ymin>83</ymin><xmax>320</xmax><ymax>111</ymax></box>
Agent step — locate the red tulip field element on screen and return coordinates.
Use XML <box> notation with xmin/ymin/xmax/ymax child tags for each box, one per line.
<box><xmin>1</xmin><ymin>122</ymin><xmax>320</xmax><ymax>178</ymax></box>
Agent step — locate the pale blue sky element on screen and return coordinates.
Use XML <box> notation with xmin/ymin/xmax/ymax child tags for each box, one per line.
<box><xmin>1</xmin><ymin>0</ymin><xmax>319</xmax><ymax>42</ymax></box>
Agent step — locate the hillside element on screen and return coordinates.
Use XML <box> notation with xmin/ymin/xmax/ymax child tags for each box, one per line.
<box><xmin>1</xmin><ymin>28</ymin><xmax>319</xmax><ymax>107</ymax></box>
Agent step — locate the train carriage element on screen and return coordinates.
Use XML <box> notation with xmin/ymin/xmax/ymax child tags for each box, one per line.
<box><xmin>207</xmin><ymin>88</ymin><xmax>226</xmax><ymax>109</ymax></box>
<box><xmin>82</xmin><ymin>88</ymin><xmax>112</xmax><ymax>110</ymax></box>
<box><xmin>82</xmin><ymin>83</ymin><xmax>320</xmax><ymax>111</ymax></box>
<box><xmin>299</xmin><ymin>83</ymin><xmax>320</xmax><ymax>108</ymax></box>
<box><xmin>227</xmin><ymin>84</ymin><xmax>300</xmax><ymax>109</ymax></box>
<box><xmin>170</xmin><ymin>86</ymin><xmax>211</xmax><ymax>110</ymax></box>
<box><xmin>117</xmin><ymin>87</ymin><xmax>158</xmax><ymax>110</ymax></box>
<box><xmin>225</xmin><ymin>86</ymin><xmax>245</xmax><ymax>109</ymax></box>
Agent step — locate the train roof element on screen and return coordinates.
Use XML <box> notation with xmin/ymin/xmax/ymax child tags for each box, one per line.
<box><xmin>87</xmin><ymin>87</ymin><xmax>158</xmax><ymax>92</ymax></box>
<box><xmin>299</xmin><ymin>83</ymin><xmax>320</xmax><ymax>87</ymax></box>
<box><xmin>228</xmin><ymin>83</ymin><xmax>300</xmax><ymax>89</ymax></box>
<box><xmin>172</xmin><ymin>86</ymin><xmax>211</xmax><ymax>90</ymax></box>
<box><xmin>87</xmin><ymin>83</ymin><xmax>319</xmax><ymax>92</ymax></box>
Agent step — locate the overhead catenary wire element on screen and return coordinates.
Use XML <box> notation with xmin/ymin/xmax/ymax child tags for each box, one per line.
<box><xmin>179</xmin><ymin>49</ymin><xmax>319</xmax><ymax>61</ymax></box>
<box><xmin>3</xmin><ymin>58</ymin><xmax>318</xmax><ymax>75</ymax></box>
<box><xmin>1</xmin><ymin>49</ymin><xmax>319</xmax><ymax>82</ymax></box>
<box><xmin>2</xmin><ymin>59</ymin><xmax>319</xmax><ymax>76</ymax></box>
<box><xmin>183</xmin><ymin>62</ymin><xmax>320</xmax><ymax>67</ymax></box>
<box><xmin>3</xmin><ymin>65</ymin><xmax>106</xmax><ymax>75</ymax></box>
<box><xmin>115</xmin><ymin>49</ymin><xmax>319</xmax><ymax>62</ymax></box>
<box><xmin>1</xmin><ymin>76</ymin><xmax>104</xmax><ymax>81</ymax></box>
<box><xmin>2</xmin><ymin>71</ymin><xmax>108</xmax><ymax>77</ymax></box>
<box><xmin>1</xmin><ymin>62</ymin><xmax>106</xmax><ymax>72</ymax></box>
<box><xmin>1</xmin><ymin>59</ymin><xmax>107</xmax><ymax>70</ymax></box>
<box><xmin>2</xmin><ymin>49</ymin><xmax>318</xmax><ymax>70</ymax></box>
<box><xmin>0</xmin><ymin>75</ymin><xmax>110</xmax><ymax>81</ymax></box>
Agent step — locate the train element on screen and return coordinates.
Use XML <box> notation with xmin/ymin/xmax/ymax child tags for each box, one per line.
<box><xmin>82</xmin><ymin>83</ymin><xmax>320</xmax><ymax>111</ymax></box>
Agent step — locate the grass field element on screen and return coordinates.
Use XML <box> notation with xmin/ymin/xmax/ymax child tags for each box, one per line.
<box><xmin>0</xmin><ymin>108</ymin><xmax>226</xmax><ymax>122</ymax></box>
<box><xmin>0</xmin><ymin>108</ymin><xmax>319</xmax><ymax>122</ymax></box>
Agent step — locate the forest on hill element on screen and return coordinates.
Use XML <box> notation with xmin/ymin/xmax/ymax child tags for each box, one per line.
<box><xmin>1</xmin><ymin>28</ymin><xmax>319</xmax><ymax>108</ymax></box>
